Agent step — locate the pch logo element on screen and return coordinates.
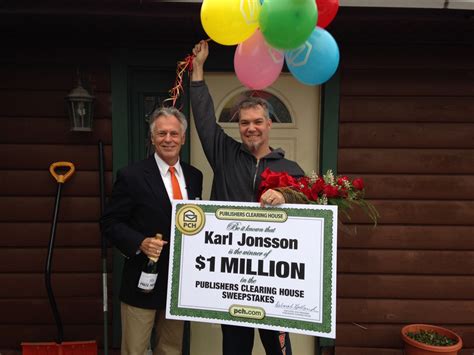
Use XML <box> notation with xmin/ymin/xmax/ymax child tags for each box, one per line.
<box><xmin>176</xmin><ymin>204</ymin><xmax>205</xmax><ymax>236</ymax></box>
<box><xmin>285</xmin><ymin>41</ymin><xmax>313</xmax><ymax>67</ymax></box>
<box><xmin>268</xmin><ymin>47</ymin><xmax>284</xmax><ymax>64</ymax></box>
<box><xmin>240</xmin><ymin>0</ymin><xmax>260</xmax><ymax>25</ymax></box>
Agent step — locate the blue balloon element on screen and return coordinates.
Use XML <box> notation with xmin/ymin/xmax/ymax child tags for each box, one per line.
<box><xmin>285</xmin><ymin>27</ymin><xmax>340</xmax><ymax>85</ymax></box>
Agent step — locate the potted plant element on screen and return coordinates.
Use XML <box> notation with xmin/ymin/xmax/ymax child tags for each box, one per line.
<box><xmin>401</xmin><ymin>324</ymin><xmax>463</xmax><ymax>355</ymax></box>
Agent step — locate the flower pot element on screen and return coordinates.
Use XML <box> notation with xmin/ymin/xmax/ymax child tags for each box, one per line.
<box><xmin>401</xmin><ymin>324</ymin><xmax>463</xmax><ymax>355</ymax></box>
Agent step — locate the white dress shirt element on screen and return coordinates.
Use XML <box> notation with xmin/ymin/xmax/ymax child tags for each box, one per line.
<box><xmin>154</xmin><ymin>153</ymin><xmax>189</xmax><ymax>200</ymax></box>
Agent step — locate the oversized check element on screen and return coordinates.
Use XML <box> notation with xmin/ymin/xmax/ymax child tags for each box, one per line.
<box><xmin>166</xmin><ymin>200</ymin><xmax>337</xmax><ymax>338</ymax></box>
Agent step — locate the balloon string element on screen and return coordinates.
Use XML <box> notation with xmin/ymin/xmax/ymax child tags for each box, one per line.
<box><xmin>163</xmin><ymin>38</ymin><xmax>212</xmax><ymax>109</ymax></box>
<box><xmin>163</xmin><ymin>54</ymin><xmax>194</xmax><ymax>108</ymax></box>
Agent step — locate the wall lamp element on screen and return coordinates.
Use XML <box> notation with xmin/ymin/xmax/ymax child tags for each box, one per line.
<box><xmin>65</xmin><ymin>77</ymin><xmax>95</xmax><ymax>131</ymax></box>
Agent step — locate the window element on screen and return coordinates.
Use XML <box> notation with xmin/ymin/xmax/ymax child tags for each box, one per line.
<box><xmin>218</xmin><ymin>90</ymin><xmax>292</xmax><ymax>123</ymax></box>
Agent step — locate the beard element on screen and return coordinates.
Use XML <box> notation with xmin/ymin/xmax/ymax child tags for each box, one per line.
<box><xmin>244</xmin><ymin>139</ymin><xmax>262</xmax><ymax>153</ymax></box>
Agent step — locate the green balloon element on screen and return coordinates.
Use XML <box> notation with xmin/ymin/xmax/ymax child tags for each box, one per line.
<box><xmin>260</xmin><ymin>0</ymin><xmax>318</xmax><ymax>50</ymax></box>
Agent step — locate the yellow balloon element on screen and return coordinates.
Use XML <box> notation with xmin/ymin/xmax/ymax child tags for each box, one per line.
<box><xmin>201</xmin><ymin>0</ymin><xmax>261</xmax><ymax>46</ymax></box>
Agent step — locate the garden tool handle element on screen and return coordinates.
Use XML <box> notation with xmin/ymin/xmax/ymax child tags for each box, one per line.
<box><xmin>49</xmin><ymin>162</ymin><xmax>75</xmax><ymax>184</ymax></box>
<box><xmin>46</xmin><ymin>162</ymin><xmax>74</xmax><ymax>344</ymax></box>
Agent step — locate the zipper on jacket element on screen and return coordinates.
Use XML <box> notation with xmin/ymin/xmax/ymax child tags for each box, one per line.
<box><xmin>252</xmin><ymin>159</ymin><xmax>260</xmax><ymax>201</ymax></box>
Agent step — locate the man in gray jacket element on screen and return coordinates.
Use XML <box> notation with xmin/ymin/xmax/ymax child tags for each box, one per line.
<box><xmin>190</xmin><ymin>39</ymin><xmax>304</xmax><ymax>355</ymax></box>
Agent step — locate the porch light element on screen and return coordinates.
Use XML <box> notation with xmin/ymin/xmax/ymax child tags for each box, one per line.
<box><xmin>65</xmin><ymin>78</ymin><xmax>95</xmax><ymax>131</ymax></box>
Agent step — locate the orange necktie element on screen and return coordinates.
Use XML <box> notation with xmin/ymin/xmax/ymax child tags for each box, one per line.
<box><xmin>169</xmin><ymin>166</ymin><xmax>183</xmax><ymax>200</ymax></box>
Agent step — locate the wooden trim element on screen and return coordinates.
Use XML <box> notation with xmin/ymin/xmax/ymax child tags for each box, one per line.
<box><xmin>318</xmin><ymin>71</ymin><xmax>340</xmax><ymax>349</ymax></box>
<box><xmin>320</xmin><ymin>70</ymin><xmax>340</xmax><ymax>175</ymax></box>
<box><xmin>111</xmin><ymin>48</ymin><xmax>129</xmax><ymax>347</ymax></box>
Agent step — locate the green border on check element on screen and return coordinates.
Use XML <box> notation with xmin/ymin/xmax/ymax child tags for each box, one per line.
<box><xmin>169</xmin><ymin>203</ymin><xmax>335</xmax><ymax>334</ymax></box>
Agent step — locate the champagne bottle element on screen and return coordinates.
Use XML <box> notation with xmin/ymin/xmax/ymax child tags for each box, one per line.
<box><xmin>137</xmin><ymin>233</ymin><xmax>162</xmax><ymax>293</ymax></box>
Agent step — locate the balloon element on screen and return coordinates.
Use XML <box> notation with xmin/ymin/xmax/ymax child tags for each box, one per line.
<box><xmin>259</xmin><ymin>0</ymin><xmax>317</xmax><ymax>50</ymax></box>
<box><xmin>316</xmin><ymin>0</ymin><xmax>339</xmax><ymax>28</ymax></box>
<box><xmin>234</xmin><ymin>30</ymin><xmax>284</xmax><ymax>90</ymax></box>
<box><xmin>285</xmin><ymin>27</ymin><xmax>339</xmax><ymax>85</ymax></box>
<box><xmin>201</xmin><ymin>0</ymin><xmax>261</xmax><ymax>46</ymax></box>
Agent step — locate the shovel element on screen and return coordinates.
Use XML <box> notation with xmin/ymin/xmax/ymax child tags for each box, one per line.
<box><xmin>21</xmin><ymin>162</ymin><xmax>97</xmax><ymax>355</ymax></box>
<box><xmin>45</xmin><ymin>161</ymin><xmax>75</xmax><ymax>343</ymax></box>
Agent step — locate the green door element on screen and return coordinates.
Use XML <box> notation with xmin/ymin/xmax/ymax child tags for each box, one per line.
<box><xmin>110</xmin><ymin>51</ymin><xmax>191</xmax><ymax>349</ymax></box>
<box><xmin>128</xmin><ymin>68</ymin><xmax>190</xmax><ymax>163</ymax></box>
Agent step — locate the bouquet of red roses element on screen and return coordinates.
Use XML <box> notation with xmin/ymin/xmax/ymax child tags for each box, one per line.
<box><xmin>258</xmin><ymin>168</ymin><xmax>378</xmax><ymax>224</ymax></box>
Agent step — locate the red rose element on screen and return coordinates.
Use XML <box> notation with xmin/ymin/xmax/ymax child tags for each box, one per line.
<box><xmin>258</xmin><ymin>168</ymin><xmax>273</xmax><ymax>199</ymax></box>
<box><xmin>323</xmin><ymin>184</ymin><xmax>339</xmax><ymax>198</ymax></box>
<box><xmin>338</xmin><ymin>187</ymin><xmax>348</xmax><ymax>198</ymax></box>
<box><xmin>337</xmin><ymin>176</ymin><xmax>349</xmax><ymax>185</ymax></box>
<box><xmin>295</xmin><ymin>177</ymin><xmax>310</xmax><ymax>199</ymax></box>
<box><xmin>278</xmin><ymin>173</ymin><xmax>297</xmax><ymax>188</ymax></box>
<box><xmin>260</xmin><ymin>168</ymin><xmax>272</xmax><ymax>180</ymax></box>
<box><xmin>310</xmin><ymin>177</ymin><xmax>326</xmax><ymax>200</ymax></box>
<box><xmin>300</xmin><ymin>187</ymin><xmax>312</xmax><ymax>199</ymax></box>
<box><xmin>298</xmin><ymin>176</ymin><xmax>310</xmax><ymax>188</ymax></box>
<box><xmin>262</xmin><ymin>170</ymin><xmax>283</xmax><ymax>189</ymax></box>
<box><xmin>258</xmin><ymin>169</ymin><xmax>298</xmax><ymax>200</ymax></box>
<box><xmin>297</xmin><ymin>177</ymin><xmax>312</xmax><ymax>199</ymax></box>
<box><xmin>352</xmin><ymin>178</ymin><xmax>364</xmax><ymax>190</ymax></box>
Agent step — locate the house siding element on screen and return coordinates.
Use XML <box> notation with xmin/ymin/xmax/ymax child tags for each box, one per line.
<box><xmin>334</xmin><ymin>8</ymin><xmax>474</xmax><ymax>355</ymax></box>
<box><xmin>0</xmin><ymin>5</ymin><xmax>472</xmax><ymax>355</ymax></box>
<box><xmin>0</xmin><ymin>48</ymin><xmax>113</xmax><ymax>350</ymax></box>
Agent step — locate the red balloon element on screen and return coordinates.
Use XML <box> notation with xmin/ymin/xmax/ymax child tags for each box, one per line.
<box><xmin>316</xmin><ymin>0</ymin><xmax>339</xmax><ymax>28</ymax></box>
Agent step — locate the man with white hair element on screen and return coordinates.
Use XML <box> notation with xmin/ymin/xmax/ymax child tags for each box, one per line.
<box><xmin>101</xmin><ymin>107</ymin><xmax>203</xmax><ymax>355</ymax></box>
